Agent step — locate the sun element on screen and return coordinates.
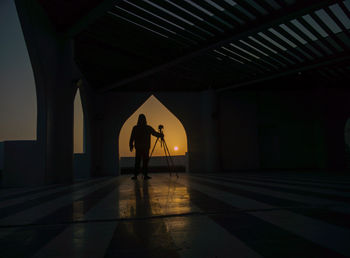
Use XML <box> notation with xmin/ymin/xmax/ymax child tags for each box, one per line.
<box><xmin>174</xmin><ymin>146</ymin><xmax>179</xmax><ymax>151</ymax></box>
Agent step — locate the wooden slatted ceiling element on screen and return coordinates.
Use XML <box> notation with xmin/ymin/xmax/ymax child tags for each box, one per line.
<box><xmin>74</xmin><ymin>0</ymin><xmax>350</xmax><ymax>91</ymax></box>
<box><xmin>208</xmin><ymin>1</ymin><xmax>350</xmax><ymax>90</ymax></box>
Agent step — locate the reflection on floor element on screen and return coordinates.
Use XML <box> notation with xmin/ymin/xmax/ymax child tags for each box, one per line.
<box><xmin>0</xmin><ymin>173</ymin><xmax>349</xmax><ymax>257</ymax></box>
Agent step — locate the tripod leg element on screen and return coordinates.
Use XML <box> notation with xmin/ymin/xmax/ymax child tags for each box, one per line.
<box><xmin>149</xmin><ymin>137</ymin><xmax>160</xmax><ymax>159</ymax></box>
<box><xmin>161</xmin><ymin>140</ymin><xmax>171</xmax><ymax>176</ymax></box>
<box><xmin>166</xmin><ymin>143</ymin><xmax>178</xmax><ymax>178</ymax></box>
<box><xmin>163</xmin><ymin>140</ymin><xmax>178</xmax><ymax>178</ymax></box>
<box><xmin>162</xmin><ymin>139</ymin><xmax>172</xmax><ymax>176</ymax></box>
<box><xmin>164</xmin><ymin>142</ymin><xmax>175</xmax><ymax>168</ymax></box>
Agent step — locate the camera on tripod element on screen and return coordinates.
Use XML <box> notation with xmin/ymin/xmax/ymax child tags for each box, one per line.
<box><xmin>149</xmin><ymin>124</ymin><xmax>178</xmax><ymax>177</ymax></box>
<box><xmin>150</xmin><ymin>124</ymin><xmax>178</xmax><ymax>177</ymax></box>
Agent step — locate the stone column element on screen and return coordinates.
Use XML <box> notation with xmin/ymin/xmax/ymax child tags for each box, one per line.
<box><xmin>16</xmin><ymin>0</ymin><xmax>78</xmax><ymax>184</ymax></box>
<box><xmin>45</xmin><ymin>53</ymin><xmax>75</xmax><ymax>183</ymax></box>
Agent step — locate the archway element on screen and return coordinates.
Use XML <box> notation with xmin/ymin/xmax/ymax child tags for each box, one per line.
<box><xmin>0</xmin><ymin>0</ymin><xmax>37</xmax><ymax>142</ymax></box>
<box><xmin>118</xmin><ymin>95</ymin><xmax>188</xmax><ymax>174</ymax></box>
<box><xmin>74</xmin><ymin>88</ymin><xmax>84</xmax><ymax>154</ymax></box>
<box><xmin>0</xmin><ymin>0</ymin><xmax>37</xmax><ymax>178</ymax></box>
<box><xmin>73</xmin><ymin>87</ymin><xmax>91</xmax><ymax>180</ymax></box>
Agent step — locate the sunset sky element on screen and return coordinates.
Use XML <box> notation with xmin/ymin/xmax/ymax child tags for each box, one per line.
<box><xmin>0</xmin><ymin>0</ymin><xmax>84</xmax><ymax>154</ymax></box>
<box><xmin>0</xmin><ymin>0</ymin><xmax>37</xmax><ymax>142</ymax></box>
<box><xmin>74</xmin><ymin>89</ymin><xmax>84</xmax><ymax>153</ymax></box>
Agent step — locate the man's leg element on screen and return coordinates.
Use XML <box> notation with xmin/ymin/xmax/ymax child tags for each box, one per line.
<box><xmin>143</xmin><ymin>149</ymin><xmax>151</xmax><ymax>179</ymax></box>
<box><xmin>132</xmin><ymin>150</ymin><xmax>141</xmax><ymax>179</ymax></box>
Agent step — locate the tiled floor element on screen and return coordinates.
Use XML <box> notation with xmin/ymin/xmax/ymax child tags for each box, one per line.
<box><xmin>0</xmin><ymin>173</ymin><xmax>349</xmax><ymax>257</ymax></box>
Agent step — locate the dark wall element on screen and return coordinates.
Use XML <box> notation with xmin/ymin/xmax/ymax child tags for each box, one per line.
<box><xmin>219</xmin><ymin>86</ymin><xmax>350</xmax><ymax>171</ymax></box>
<box><xmin>257</xmin><ymin>89</ymin><xmax>326</xmax><ymax>170</ymax></box>
<box><xmin>323</xmin><ymin>88</ymin><xmax>350</xmax><ymax>170</ymax></box>
<box><xmin>219</xmin><ymin>91</ymin><xmax>260</xmax><ymax>170</ymax></box>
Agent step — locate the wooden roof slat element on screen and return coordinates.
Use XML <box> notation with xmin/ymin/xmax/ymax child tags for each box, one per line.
<box><xmin>275</xmin><ymin>0</ymin><xmax>289</xmax><ymax>9</ymax></box>
<box><xmin>234</xmin><ymin>0</ymin><xmax>266</xmax><ymax>18</ymax></box>
<box><xmin>217</xmin><ymin>47</ymin><xmax>252</xmax><ymax>65</ymax></box>
<box><xmin>272</xmin><ymin>25</ymin><xmax>319</xmax><ymax>59</ymax></box>
<box><xmin>63</xmin><ymin>0</ymin><xmax>121</xmax><ymax>38</ymax></box>
<box><xmin>101</xmin><ymin>0</ymin><xmax>339</xmax><ymax>92</ymax></box>
<box><xmin>116</xmin><ymin>2</ymin><xmax>206</xmax><ymax>43</ymax></box>
<box><xmin>171</xmin><ymin>0</ymin><xmax>227</xmax><ymax>33</ymax></box>
<box><xmin>339</xmin><ymin>1</ymin><xmax>350</xmax><ymax>22</ymax></box>
<box><xmin>242</xmin><ymin>37</ymin><xmax>290</xmax><ymax>67</ymax></box>
<box><xmin>225</xmin><ymin>2</ymin><xmax>257</xmax><ymax>21</ymax></box>
<box><xmin>231</xmin><ymin>40</ymin><xmax>282</xmax><ymax>70</ymax></box>
<box><xmin>109</xmin><ymin>8</ymin><xmax>193</xmax><ymax>46</ymax></box>
<box><xmin>255</xmin><ymin>32</ymin><xmax>300</xmax><ymax>64</ymax></box>
<box><xmin>141</xmin><ymin>0</ymin><xmax>216</xmax><ymax>39</ymax></box>
<box><xmin>285</xmin><ymin>20</ymin><xmax>329</xmax><ymax>57</ymax></box>
<box><xmin>188</xmin><ymin>56</ymin><xmax>237</xmax><ymax>78</ymax></box>
<box><xmin>90</xmin><ymin>14</ymin><xmax>187</xmax><ymax>59</ymax></box>
<box><xmin>296</xmin><ymin>16</ymin><xmax>339</xmax><ymax>54</ymax></box>
<box><xmin>309</xmin><ymin>12</ymin><xmax>347</xmax><ymax>51</ymax></box>
<box><xmin>254</xmin><ymin>0</ymin><xmax>279</xmax><ymax>13</ymax></box>
<box><xmin>211</xmin><ymin>0</ymin><xmax>250</xmax><ymax>23</ymax></box>
<box><xmin>213</xmin><ymin>49</ymin><xmax>267</xmax><ymax>75</ymax></box>
<box><xmin>263</xmin><ymin>29</ymin><xmax>311</xmax><ymax>62</ymax></box>
<box><xmin>206</xmin><ymin>52</ymin><xmax>257</xmax><ymax>77</ymax></box>
<box><xmin>190</xmin><ymin>0</ymin><xmax>240</xmax><ymax>28</ymax></box>
<box><xmin>324</xmin><ymin>6</ymin><xmax>350</xmax><ymax>43</ymax></box>
<box><xmin>223</xmin><ymin>41</ymin><xmax>279</xmax><ymax>71</ymax></box>
<box><xmin>217</xmin><ymin>50</ymin><xmax>350</xmax><ymax>91</ymax></box>
<box><xmin>151</xmin><ymin>1</ymin><xmax>218</xmax><ymax>36</ymax></box>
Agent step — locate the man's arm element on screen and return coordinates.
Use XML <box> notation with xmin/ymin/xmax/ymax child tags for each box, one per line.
<box><xmin>129</xmin><ymin>127</ymin><xmax>135</xmax><ymax>152</ymax></box>
<box><xmin>150</xmin><ymin>126</ymin><xmax>163</xmax><ymax>138</ymax></box>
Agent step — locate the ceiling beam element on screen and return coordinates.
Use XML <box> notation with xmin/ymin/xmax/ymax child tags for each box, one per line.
<box><xmin>217</xmin><ymin>52</ymin><xmax>350</xmax><ymax>92</ymax></box>
<box><xmin>100</xmin><ymin>0</ymin><xmax>336</xmax><ymax>93</ymax></box>
<box><xmin>64</xmin><ymin>0</ymin><xmax>122</xmax><ymax>39</ymax></box>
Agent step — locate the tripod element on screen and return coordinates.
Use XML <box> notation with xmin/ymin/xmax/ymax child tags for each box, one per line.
<box><xmin>149</xmin><ymin>126</ymin><xmax>178</xmax><ymax>178</ymax></box>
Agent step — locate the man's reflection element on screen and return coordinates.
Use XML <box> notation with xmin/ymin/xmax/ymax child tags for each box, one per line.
<box><xmin>116</xmin><ymin>180</ymin><xmax>180</xmax><ymax>256</ymax></box>
<box><xmin>133</xmin><ymin>179</ymin><xmax>152</xmax><ymax>218</ymax></box>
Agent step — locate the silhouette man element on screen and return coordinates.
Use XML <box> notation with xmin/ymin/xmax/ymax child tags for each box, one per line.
<box><xmin>129</xmin><ymin>114</ymin><xmax>163</xmax><ymax>180</ymax></box>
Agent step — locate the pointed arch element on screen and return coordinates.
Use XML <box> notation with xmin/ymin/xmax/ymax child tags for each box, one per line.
<box><xmin>118</xmin><ymin>95</ymin><xmax>188</xmax><ymax>173</ymax></box>
<box><xmin>74</xmin><ymin>88</ymin><xmax>85</xmax><ymax>153</ymax></box>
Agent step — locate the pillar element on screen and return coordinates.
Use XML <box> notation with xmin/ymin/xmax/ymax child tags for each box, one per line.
<box><xmin>15</xmin><ymin>0</ymin><xmax>78</xmax><ymax>184</ymax></box>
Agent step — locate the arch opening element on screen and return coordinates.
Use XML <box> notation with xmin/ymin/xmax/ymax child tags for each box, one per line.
<box><xmin>73</xmin><ymin>86</ymin><xmax>91</xmax><ymax>181</ymax></box>
<box><xmin>118</xmin><ymin>95</ymin><xmax>188</xmax><ymax>174</ymax></box>
<box><xmin>74</xmin><ymin>88</ymin><xmax>85</xmax><ymax>154</ymax></box>
<box><xmin>0</xmin><ymin>0</ymin><xmax>37</xmax><ymax>143</ymax></box>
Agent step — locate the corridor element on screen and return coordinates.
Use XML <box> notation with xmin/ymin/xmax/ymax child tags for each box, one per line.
<box><xmin>0</xmin><ymin>173</ymin><xmax>349</xmax><ymax>257</ymax></box>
